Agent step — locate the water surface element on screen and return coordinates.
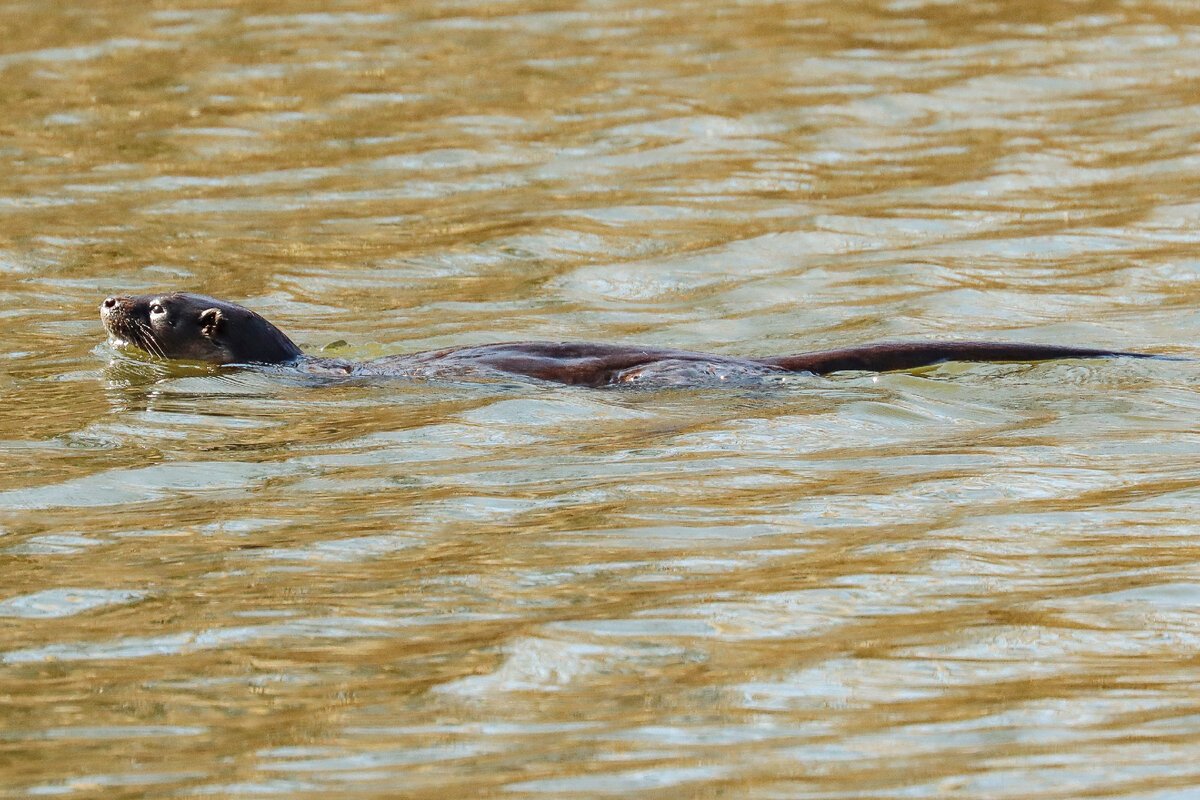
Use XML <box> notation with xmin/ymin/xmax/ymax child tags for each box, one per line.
<box><xmin>3</xmin><ymin>1</ymin><xmax>1200</xmax><ymax>797</ymax></box>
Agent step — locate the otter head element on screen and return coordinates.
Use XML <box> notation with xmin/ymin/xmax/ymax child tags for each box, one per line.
<box><xmin>100</xmin><ymin>292</ymin><xmax>303</xmax><ymax>365</ymax></box>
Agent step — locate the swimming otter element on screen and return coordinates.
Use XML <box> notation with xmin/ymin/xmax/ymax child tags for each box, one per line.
<box><xmin>101</xmin><ymin>292</ymin><xmax>1165</xmax><ymax>387</ymax></box>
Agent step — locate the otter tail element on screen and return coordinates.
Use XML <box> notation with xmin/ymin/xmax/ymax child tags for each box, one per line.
<box><xmin>757</xmin><ymin>341</ymin><xmax>1174</xmax><ymax>376</ymax></box>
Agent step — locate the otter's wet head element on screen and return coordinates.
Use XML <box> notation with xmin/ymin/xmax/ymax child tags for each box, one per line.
<box><xmin>100</xmin><ymin>293</ymin><xmax>302</xmax><ymax>365</ymax></box>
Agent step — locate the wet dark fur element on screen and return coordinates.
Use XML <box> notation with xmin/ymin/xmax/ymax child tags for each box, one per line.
<box><xmin>101</xmin><ymin>292</ymin><xmax>1163</xmax><ymax>387</ymax></box>
<box><xmin>101</xmin><ymin>293</ymin><xmax>301</xmax><ymax>365</ymax></box>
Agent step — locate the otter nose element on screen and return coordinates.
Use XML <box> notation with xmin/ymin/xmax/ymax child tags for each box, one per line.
<box><xmin>102</xmin><ymin>297</ymin><xmax>117</xmax><ymax>308</ymax></box>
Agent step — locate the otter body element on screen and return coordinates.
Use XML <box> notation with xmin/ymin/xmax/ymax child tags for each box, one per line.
<box><xmin>101</xmin><ymin>292</ymin><xmax>1164</xmax><ymax>387</ymax></box>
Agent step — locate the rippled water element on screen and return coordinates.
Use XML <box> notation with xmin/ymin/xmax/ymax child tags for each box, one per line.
<box><xmin>4</xmin><ymin>1</ymin><xmax>1200</xmax><ymax>797</ymax></box>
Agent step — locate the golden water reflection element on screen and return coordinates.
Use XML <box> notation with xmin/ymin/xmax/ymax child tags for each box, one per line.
<box><xmin>3</xmin><ymin>1</ymin><xmax>1200</xmax><ymax>797</ymax></box>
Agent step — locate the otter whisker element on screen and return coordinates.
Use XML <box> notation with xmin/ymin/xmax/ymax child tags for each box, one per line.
<box><xmin>132</xmin><ymin>319</ymin><xmax>166</xmax><ymax>359</ymax></box>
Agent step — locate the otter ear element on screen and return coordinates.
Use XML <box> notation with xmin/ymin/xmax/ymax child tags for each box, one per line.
<box><xmin>198</xmin><ymin>308</ymin><xmax>225</xmax><ymax>339</ymax></box>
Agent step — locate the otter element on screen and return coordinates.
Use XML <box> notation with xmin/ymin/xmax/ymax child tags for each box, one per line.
<box><xmin>101</xmin><ymin>292</ymin><xmax>1167</xmax><ymax>387</ymax></box>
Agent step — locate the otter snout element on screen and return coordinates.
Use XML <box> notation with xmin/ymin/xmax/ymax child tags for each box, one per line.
<box><xmin>100</xmin><ymin>295</ymin><xmax>130</xmax><ymax>319</ymax></box>
<box><xmin>99</xmin><ymin>294</ymin><xmax>136</xmax><ymax>344</ymax></box>
<box><xmin>100</xmin><ymin>295</ymin><xmax>130</xmax><ymax>329</ymax></box>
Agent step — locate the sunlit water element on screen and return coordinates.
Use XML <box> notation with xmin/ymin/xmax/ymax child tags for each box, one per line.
<box><xmin>4</xmin><ymin>1</ymin><xmax>1200</xmax><ymax>797</ymax></box>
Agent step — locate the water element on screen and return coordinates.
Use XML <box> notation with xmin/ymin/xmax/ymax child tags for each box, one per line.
<box><xmin>3</xmin><ymin>1</ymin><xmax>1200</xmax><ymax>797</ymax></box>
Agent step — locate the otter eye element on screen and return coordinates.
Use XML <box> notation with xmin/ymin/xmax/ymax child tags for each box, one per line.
<box><xmin>150</xmin><ymin>303</ymin><xmax>166</xmax><ymax>316</ymax></box>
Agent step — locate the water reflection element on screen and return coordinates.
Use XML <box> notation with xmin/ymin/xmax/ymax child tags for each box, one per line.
<box><xmin>4</xmin><ymin>0</ymin><xmax>1200</xmax><ymax>797</ymax></box>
